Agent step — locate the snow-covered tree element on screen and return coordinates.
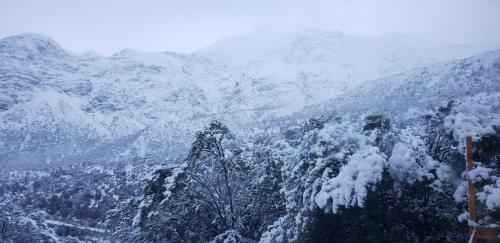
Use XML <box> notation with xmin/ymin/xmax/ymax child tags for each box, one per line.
<box><xmin>127</xmin><ymin>121</ymin><xmax>282</xmax><ymax>242</ymax></box>
<box><xmin>261</xmin><ymin>118</ymin><xmax>386</xmax><ymax>242</ymax></box>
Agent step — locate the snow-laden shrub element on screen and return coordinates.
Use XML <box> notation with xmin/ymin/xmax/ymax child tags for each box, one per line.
<box><xmin>388</xmin><ymin>128</ymin><xmax>451</xmax><ymax>191</ymax></box>
<box><xmin>314</xmin><ymin>143</ymin><xmax>385</xmax><ymax>212</ymax></box>
<box><xmin>210</xmin><ymin>229</ymin><xmax>253</xmax><ymax>243</ymax></box>
<box><xmin>262</xmin><ymin>119</ymin><xmax>386</xmax><ymax>242</ymax></box>
<box><xmin>479</xmin><ymin>178</ymin><xmax>500</xmax><ymax>210</ymax></box>
<box><xmin>445</xmin><ymin>102</ymin><xmax>500</xmax><ymax>225</ymax></box>
<box><xmin>444</xmin><ymin>103</ymin><xmax>500</xmax><ymax>151</ymax></box>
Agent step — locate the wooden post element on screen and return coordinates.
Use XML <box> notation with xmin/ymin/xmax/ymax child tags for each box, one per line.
<box><xmin>466</xmin><ymin>136</ymin><xmax>478</xmax><ymax>243</ymax></box>
<box><xmin>466</xmin><ymin>136</ymin><xmax>477</xmax><ymax>223</ymax></box>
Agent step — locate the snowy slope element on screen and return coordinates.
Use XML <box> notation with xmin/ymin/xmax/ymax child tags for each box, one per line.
<box><xmin>0</xmin><ymin>34</ymin><xmax>234</xmax><ymax>168</ymax></box>
<box><xmin>308</xmin><ymin>49</ymin><xmax>500</xmax><ymax>117</ymax></box>
<box><xmin>0</xmin><ymin>32</ymin><xmax>497</xmax><ymax>168</ymax></box>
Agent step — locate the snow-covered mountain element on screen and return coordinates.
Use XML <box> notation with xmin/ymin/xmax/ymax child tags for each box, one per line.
<box><xmin>0</xmin><ymin>34</ymin><xmax>233</xmax><ymax>168</ymax></box>
<box><xmin>198</xmin><ymin>28</ymin><xmax>489</xmax><ymax>104</ymax></box>
<box><xmin>0</xmin><ymin>31</ymin><xmax>498</xmax><ymax>169</ymax></box>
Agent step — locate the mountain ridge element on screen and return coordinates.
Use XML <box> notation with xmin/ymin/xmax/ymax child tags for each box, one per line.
<box><xmin>1</xmin><ymin>31</ymin><xmax>499</xmax><ymax>169</ymax></box>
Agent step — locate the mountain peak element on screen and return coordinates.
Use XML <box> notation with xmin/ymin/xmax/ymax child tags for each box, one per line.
<box><xmin>298</xmin><ymin>28</ymin><xmax>344</xmax><ymax>38</ymax></box>
<box><xmin>0</xmin><ymin>32</ymin><xmax>67</xmax><ymax>57</ymax></box>
<box><xmin>113</xmin><ymin>48</ymin><xmax>139</xmax><ymax>56</ymax></box>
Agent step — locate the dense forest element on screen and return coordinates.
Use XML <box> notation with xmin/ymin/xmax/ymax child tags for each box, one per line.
<box><xmin>1</xmin><ymin>100</ymin><xmax>498</xmax><ymax>242</ymax></box>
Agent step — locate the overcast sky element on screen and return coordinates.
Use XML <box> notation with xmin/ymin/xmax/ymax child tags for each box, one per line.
<box><xmin>1</xmin><ymin>0</ymin><xmax>499</xmax><ymax>55</ymax></box>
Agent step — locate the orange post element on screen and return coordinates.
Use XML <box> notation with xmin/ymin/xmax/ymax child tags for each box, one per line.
<box><xmin>466</xmin><ymin>136</ymin><xmax>477</xmax><ymax>222</ymax></box>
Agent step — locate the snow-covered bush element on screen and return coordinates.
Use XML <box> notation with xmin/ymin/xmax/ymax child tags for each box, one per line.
<box><xmin>388</xmin><ymin>128</ymin><xmax>451</xmax><ymax>190</ymax></box>
<box><xmin>446</xmin><ymin>102</ymin><xmax>500</xmax><ymax>225</ymax></box>
<box><xmin>444</xmin><ymin>103</ymin><xmax>500</xmax><ymax>151</ymax></box>
<box><xmin>261</xmin><ymin>119</ymin><xmax>386</xmax><ymax>242</ymax></box>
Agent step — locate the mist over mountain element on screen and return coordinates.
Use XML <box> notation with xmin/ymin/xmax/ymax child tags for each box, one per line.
<box><xmin>1</xmin><ymin>29</ymin><xmax>499</xmax><ymax>242</ymax></box>
<box><xmin>198</xmin><ymin>29</ymin><xmax>491</xmax><ymax>103</ymax></box>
